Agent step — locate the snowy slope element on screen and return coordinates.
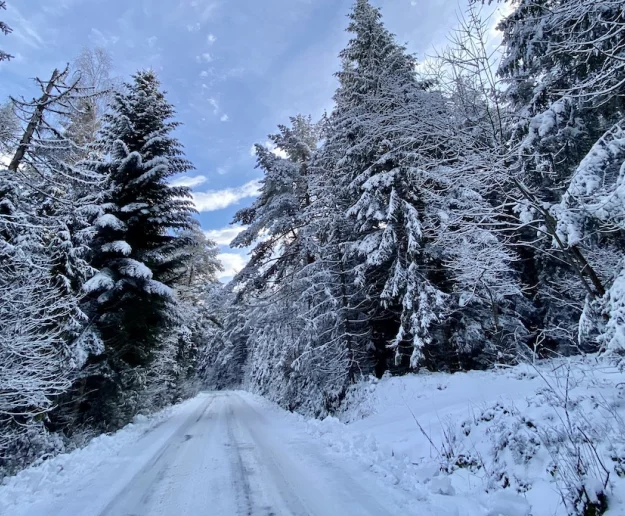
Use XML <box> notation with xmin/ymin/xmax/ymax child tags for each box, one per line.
<box><xmin>319</xmin><ymin>356</ymin><xmax>625</xmax><ymax>516</ymax></box>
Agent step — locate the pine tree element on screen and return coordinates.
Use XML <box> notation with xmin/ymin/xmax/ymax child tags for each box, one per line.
<box><xmin>332</xmin><ymin>0</ymin><xmax>451</xmax><ymax>368</ymax></box>
<box><xmin>308</xmin><ymin>0</ymin><xmax>527</xmax><ymax>371</ymax></box>
<box><xmin>497</xmin><ymin>0</ymin><xmax>621</xmax><ymax>352</ymax></box>
<box><xmin>174</xmin><ymin>227</ymin><xmax>222</xmax><ymax>303</ymax></box>
<box><xmin>8</xmin><ymin>66</ymin><xmax>104</xmax><ymax>349</ymax></box>
<box><xmin>0</xmin><ymin>166</ymin><xmax>74</xmax><ymax>472</ymax></box>
<box><xmin>81</xmin><ymin>70</ymin><xmax>198</xmax><ymax>426</ymax></box>
<box><xmin>232</xmin><ymin>114</ymin><xmax>317</xmax><ymax>289</ymax></box>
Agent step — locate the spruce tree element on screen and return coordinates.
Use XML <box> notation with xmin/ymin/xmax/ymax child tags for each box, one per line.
<box><xmin>312</xmin><ymin>0</ymin><xmax>525</xmax><ymax>370</ymax></box>
<box><xmin>82</xmin><ymin>71</ymin><xmax>198</xmax><ymax>424</ymax></box>
<box><xmin>498</xmin><ymin>0</ymin><xmax>621</xmax><ymax>352</ymax></box>
<box><xmin>232</xmin><ymin>114</ymin><xmax>317</xmax><ymax>289</ymax></box>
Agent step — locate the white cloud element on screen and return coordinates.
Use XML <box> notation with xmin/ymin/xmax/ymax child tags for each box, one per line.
<box><xmin>200</xmin><ymin>70</ymin><xmax>209</xmax><ymax>77</ymax></box>
<box><xmin>89</xmin><ymin>28</ymin><xmax>119</xmax><ymax>47</ymax></box>
<box><xmin>187</xmin><ymin>22</ymin><xmax>201</xmax><ymax>32</ymax></box>
<box><xmin>217</xmin><ymin>167</ymin><xmax>228</xmax><ymax>175</ymax></box>
<box><xmin>208</xmin><ymin>97</ymin><xmax>219</xmax><ymax>114</ymax></box>
<box><xmin>147</xmin><ymin>36</ymin><xmax>158</xmax><ymax>48</ymax></box>
<box><xmin>169</xmin><ymin>175</ymin><xmax>208</xmax><ymax>188</ymax></box>
<box><xmin>204</xmin><ymin>225</ymin><xmax>247</xmax><ymax>245</ymax></box>
<box><xmin>207</xmin><ymin>33</ymin><xmax>217</xmax><ymax>45</ymax></box>
<box><xmin>488</xmin><ymin>3</ymin><xmax>515</xmax><ymax>42</ymax></box>
<box><xmin>270</xmin><ymin>144</ymin><xmax>288</xmax><ymax>159</ymax></box>
<box><xmin>217</xmin><ymin>253</ymin><xmax>248</xmax><ymax>280</ymax></box>
<box><xmin>192</xmin><ymin>179</ymin><xmax>261</xmax><ymax>212</ymax></box>
<box><xmin>220</xmin><ymin>114</ymin><xmax>229</xmax><ymax>122</ymax></box>
<box><xmin>196</xmin><ymin>53</ymin><xmax>213</xmax><ymax>63</ymax></box>
<box><xmin>198</xmin><ymin>2</ymin><xmax>219</xmax><ymax>22</ymax></box>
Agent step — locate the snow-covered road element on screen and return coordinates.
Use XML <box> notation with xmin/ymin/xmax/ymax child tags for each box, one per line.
<box><xmin>7</xmin><ymin>391</ymin><xmax>424</xmax><ymax>516</ymax></box>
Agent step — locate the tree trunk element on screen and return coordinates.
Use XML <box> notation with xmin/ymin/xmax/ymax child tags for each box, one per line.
<box><xmin>8</xmin><ymin>68</ymin><xmax>63</xmax><ymax>172</ymax></box>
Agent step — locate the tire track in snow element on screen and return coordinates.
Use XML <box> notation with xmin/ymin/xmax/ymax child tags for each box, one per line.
<box><xmin>98</xmin><ymin>394</ymin><xmax>216</xmax><ymax>516</ymax></box>
<box><xmin>225</xmin><ymin>404</ymin><xmax>255</xmax><ymax>516</ymax></box>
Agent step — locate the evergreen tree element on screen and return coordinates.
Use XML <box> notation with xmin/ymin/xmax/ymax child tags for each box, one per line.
<box><xmin>497</xmin><ymin>0</ymin><xmax>622</xmax><ymax>352</ymax></box>
<box><xmin>232</xmin><ymin>114</ymin><xmax>317</xmax><ymax>290</ymax></box>
<box><xmin>313</xmin><ymin>0</ymin><xmax>524</xmax><ymax>370</ymax></box>
<box><xmin>8</xmin><ymin>66</ymin><xmax>106</xmax><ymax>354</ymax></box>
<box><xmin>81</xmin><ymin>70</ymin><xmax>198</xmax><ymax>427</ymax></box>
<box><xmin>0</xmin><ymin>167</ymin><xmax>73</xmax><ymax>473</ymax></box>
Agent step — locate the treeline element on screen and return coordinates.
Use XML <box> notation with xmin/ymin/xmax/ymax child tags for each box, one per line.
<box><xmin>0</xmin><ymin>43</ymin><xmax>222</xmax><ymax>473</ymax></box>
<box><xmin>204</xmin><ymin>0</ymin><xmax>625</xmax><ymax>416</ymax></box>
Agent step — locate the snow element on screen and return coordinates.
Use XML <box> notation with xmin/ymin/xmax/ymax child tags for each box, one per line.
<box><xmin>332</xmin><ymin>357</ymin><xmax>625</xmax><ymax>516</ymax></box>
<box><xmin>602</xmin><ymin>269</ymin><xmax>625</xmax><ymax>351</ymax></box>
<box><xmin>144</xmin><ymin>279</ymin><xmax>174</xmax><ymax>297</ymax></box>
<box><xmin>4</xmin><ymin>360</ymin><xmax>625</xmax><ymax>515</ymax></box>
<box><xmin>101</xmin><ymin>240</ymin><xmax>132</xmax><ymax>256</ymax></box>
<box><xmin>0</xmin><ymin>392</ymin><xmax>433</xmax><ymax>516</ymax></box>
<box><xmin>82</xmin><ymin>270</ymin><xmax>115</xmax><ymax>293</ymax></box>
<box><xmin>0</xmin><ymin>396</ymin><xmax>207</xmax><ymax>515</ymax></box>
<box><xmin>118</xmin><ymin>258</ymin><xmax>153</xmax><ymax>280</ymax></box>
<box><xmin>94</xmin><ymin>214</ymin><xmax>126</xmax><ymax>231</ymax></box>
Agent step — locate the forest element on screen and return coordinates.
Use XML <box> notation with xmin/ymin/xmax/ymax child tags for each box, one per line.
<box><xmin>0</xmin><ymin>1</ymin><xmax>624</xmax><ymax>513</ymax></box>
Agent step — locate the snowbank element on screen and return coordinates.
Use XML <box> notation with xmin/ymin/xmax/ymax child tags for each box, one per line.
<box><xmin>308</xmin><ymin>357</ymin><xmax>625</xmax><ymax>516</ymax></box>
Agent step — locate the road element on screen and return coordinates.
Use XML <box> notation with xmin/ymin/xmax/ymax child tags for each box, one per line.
<box><xmin>16</xmin><ymin>391</ymin><xmax>424</xmax><ymax>516</ymax></box>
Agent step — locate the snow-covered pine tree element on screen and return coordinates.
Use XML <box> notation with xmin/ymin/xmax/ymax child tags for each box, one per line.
<box><xmin>228</xmin><ymin>115</ymin><xmax>351</xmax><ymax>413</ymax></box>
<box><xmin>497</xmin><ymin>0</ymin><xmax>622</xmax><ymax>352</ymax></box>
<box><xmin>329</xmin><ymin>0</ymin><xmax>452</xmax><ymax>369</ymax></box>
<box><xmin>422</xmin><ymin>4</ymin><xmax>533</xmax><ymax>364</ymax></box>
<box><xmin>0</xmin><ymin>196</ymin><xmax>72</xmax><ymax>474</ymax></box>
<box><xmin>8</xmin><ymin>66</ymin><xmax>105</xmax><ymax>357</ymax></box>
<box><xmin>174</xmin><ymin>227</ymin><xmax>222</xmax><ymax>303</ymax></box>
<box><xmin>302</xmin><ymin>1</ymin><xmax>422</xmax><ymax>377</ymax></box>
<box><xmin>0</xmin><ymin>64</ymin><xmax>101</xmax><ymax>464</ymax></box>
<box><xmin>311</xmin><ymin>0</ymin><xmax>524</xmax><ymax>371</ymax></box>
<box><xmin>81</xmin><ymin>70</ymin><xmax>198</xmax><ymax>427</ymax></box>
<box><xmin>232</xmin><ymin>114</ymin><xmax>317</xmax><ymax>291</ymax></box>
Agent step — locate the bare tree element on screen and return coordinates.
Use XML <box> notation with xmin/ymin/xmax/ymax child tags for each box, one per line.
<box><xmin>67</xmin><ymin>47</ymin><xmax>116</xmax><ymax>153</ymax></box>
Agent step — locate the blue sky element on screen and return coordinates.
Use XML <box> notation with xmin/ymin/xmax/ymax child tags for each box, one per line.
<box><xmin>0</xmin><ymin>0</ymin><xmax>505</xmax><ymax>278</ymax></box>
